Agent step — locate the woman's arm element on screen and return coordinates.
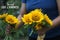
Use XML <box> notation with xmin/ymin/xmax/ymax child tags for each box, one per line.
<box><xmin>17</xmin><ymin>3</ymin><xmax>26</xmax><ymax>27</ymax></box>
<box><xmin>18</xmin><ymin>3</ymin><xmax>26</xmax><ymax>21</ymax></box>
<box><xmin>51</xmin><ymin>0</ymin><xmax>60</xmax><ymax>27</ymax></box>
<box><xmin>52</xmin><ymin>16</ymin><xmax>60</xmax><ymax>27</ymax></box>
<box><xmin>56</xmin><ymin>0</ymin><xmax>60</xmax><ymax>15</ymax></box>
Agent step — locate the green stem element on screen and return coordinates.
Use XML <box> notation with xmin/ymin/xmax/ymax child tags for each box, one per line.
<box><xmin>29</xmin><ymin>29</ymin><xmax>33</xmax><ymax>36</ymax></box>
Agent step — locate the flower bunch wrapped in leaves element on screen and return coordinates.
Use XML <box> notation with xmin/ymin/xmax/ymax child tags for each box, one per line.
<box><xmin>0</xmin><ymin>13</ymin><xmax>20</xmax><ymax>29</ymax></box>
<box><xmin>0</xmin><ymin>13</ymin><xmax>21</xmax><ymax>40</ymax></box>
<box><xmin>5</xmin><ymin>15</ymin><xmax>21</xmax><ymax>40</ymax></box>
<box><xmin>22</xmin><ymin>9</ymin><xmax>52</xmax><ymax>36</ymax></box>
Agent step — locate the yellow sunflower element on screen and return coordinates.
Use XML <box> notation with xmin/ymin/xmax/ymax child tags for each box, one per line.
<box><xmin>35</xmin><ymin>23</ymin><xmax>42</xmax><ymax>30</ymax></box>
<box><xmin>0</xmin><ymin>15</ymin><xmax>3</xmax><ymax>18</ymax></box>
<box><xmin>44</xmin><ymin>14</ymin><xmax>52</xmax><ymax>26</ymax></box>
<box><xmin>0</xmin><ymin>13</ymin><xmax>8</xmax><ymax>19</ymax></box>
<box><xmin>2</xmin><ymin>13</ymin><xmax>8</xmax><ymax>17</ymax></box>
<box><xmin>22</xmin><ymin>14</ymin><xmax>32</xmax><ymax>24</ymax></box>
<box><xmin>5</xmin><ymin>15</ymin><xmax>19</xmax><ymax>24</ymax></box>
<box><xmin>29</xmin><ymin>9</ymin><xmax>44</xmax><ymax>23</ymax></box>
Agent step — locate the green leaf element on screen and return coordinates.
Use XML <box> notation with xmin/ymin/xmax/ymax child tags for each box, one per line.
<box><xmin>4</xmin><ymin>35</ymin><xmax>14</xmax><ymax>40</ymax></box>
<box><xmin>24</xmin><ymin>24</ymin><xmax>29</xmax><ymax>29</ymax></box>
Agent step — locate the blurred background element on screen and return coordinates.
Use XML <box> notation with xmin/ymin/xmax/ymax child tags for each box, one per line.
<box><xmin>0</xmin><ymin>0</ymin><xmax>21</xmax><ymax>16</ymax></box>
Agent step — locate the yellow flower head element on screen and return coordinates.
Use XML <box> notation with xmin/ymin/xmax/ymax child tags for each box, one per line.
<box><xmin>33</xmin><ymin>9</ymin><xmax>42</xmax><ymax>12</ymax></box>
<box><xmin>35</xmin><ymin>23</ymin><xmax>42</xmax><ymax>30</ymax></box>
<box><xmin>5</xmin><ymin>15</ymin><xmax>19</xmax><ymax>24</ymax></box>
<box><xmin>22</xmin><ymin>14</ymin><xmax>32</xmax><ymax>24</ymax></box>
<box><xmin>2</xmin><ymin>13</ymin><xmax>8</xmax><ymax>17</ymax></box>
<box><xmin>44</xmin><ymin>14</ymin><xmax>53</xmax><ymax>26</ymax></box>
<box><xmin>29</xmin><ymin>9</ymin><xmax>44</xmax><ymax>23</ymax></box>
<box><xmin>0</xmin><ymin>15</ymin><xmax>3</xmax><ymax>18</ymax></box>
<box><xmin>0</xmin><ymin>13</ymin><xmax>8</xmax><ymax>19</ymax></box>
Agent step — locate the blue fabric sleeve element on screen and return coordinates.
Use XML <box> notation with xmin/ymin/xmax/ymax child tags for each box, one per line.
<box><xmin>21</xmin><ymin>0</ymin><xmax>26</xmax><ymax>3</ymax></box>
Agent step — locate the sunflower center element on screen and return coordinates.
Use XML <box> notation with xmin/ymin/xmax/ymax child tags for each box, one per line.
<box><xmin>32</xmin><ymin>15</ymin><xmax>40</xmax><ymax>21</ymax></box>
<box><xmin>26</xmin><ymin>18</ymin><xmax>31</xmax><ymax>22</ymax></box>
<box><xmin>8</xmin><ymin>18</ymin><xmax>14</xmax><ymax>22</ymax></box>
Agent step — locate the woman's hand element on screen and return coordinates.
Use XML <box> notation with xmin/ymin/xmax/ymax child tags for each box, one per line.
<box><xmin>5</xmin><ymin>25</ymin><xmax>12</xmax><ymax>35</ymax></box>
<box><xmin>17</xmin><ymin>15</ymin><xmax>24</xmax><ymax>28</ymax></box>
<box><xmin>38</xmin><ymin>16</ymin><xmax>60</xmax><ymax>36</ymax></box>
<box><xmin>37</xmin><ymin>26</ymin><xmax>51</xmax><ymax>36</ymax></box>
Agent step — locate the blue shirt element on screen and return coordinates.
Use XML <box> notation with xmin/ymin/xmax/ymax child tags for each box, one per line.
<box><xmin>22</xmin><ymin>0</ymin><xmax>60</xmax><ymax>38</ymax></box>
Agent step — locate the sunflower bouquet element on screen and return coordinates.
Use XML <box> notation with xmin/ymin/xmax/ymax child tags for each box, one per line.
<box><xmin>0</xmin><ymin>13</ymin><xmax>22</xmax><ymax>40</ymax></box>
<box><xmin>0</xmin><ymin>13</ymin><xmax>19</xmax><ymax>25</ymax></box>
<box><xmin>22</xmin><ymin>9</ymin><xmax>53</xmax><ymax>37</ymax></box>
<box><xmin>0</xmin><ymin>13</ymin><xmax>20</xmax><ymax>30</ymax></box>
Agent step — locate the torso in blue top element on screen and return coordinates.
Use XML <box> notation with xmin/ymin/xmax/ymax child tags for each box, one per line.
<box><xmin>22</xmin><ymin>0</ymin><xmax>60</xmax><ymax>38</ymax></box>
